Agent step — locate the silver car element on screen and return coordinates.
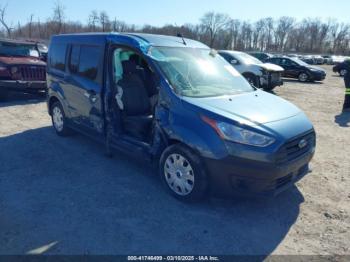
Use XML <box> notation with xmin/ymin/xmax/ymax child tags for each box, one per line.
<box><xmin>219</xmin><ymin>50</ymin><xmax>284</xmax><ymax>91</ymax></box>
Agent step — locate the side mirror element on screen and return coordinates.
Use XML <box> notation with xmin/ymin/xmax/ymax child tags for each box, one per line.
<box><xmin>230</xmin><ymin>59</ymin><xmax>238</xmax><ymax>65</ymax></box>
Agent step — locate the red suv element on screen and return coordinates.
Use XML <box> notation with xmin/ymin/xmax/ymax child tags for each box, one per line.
<box><xmin>0</xmin><ymin>39</ymin><xmax>47</xmax><ymax>100</ymax></box>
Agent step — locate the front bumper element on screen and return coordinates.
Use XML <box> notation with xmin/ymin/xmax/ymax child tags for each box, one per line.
<box><xmin>0</xmin><ymin>80</ymin><xmax>46</xmax><ymax>92</ymax></box>
<box><xmin>310</xmin><ymin>72</ymin><xmax>326</xmax><ymax>81</ymax></box>
<box><xmin>203</xmin><ymin>148</ymin><xmax>314</xmax><ymax>198</ymax></box>
<box><xmin>260</xmin><ymin>72</ymin><xmax>284</xmax><ymax>89</ymax></box>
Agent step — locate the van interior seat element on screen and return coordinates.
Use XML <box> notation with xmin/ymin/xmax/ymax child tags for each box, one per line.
<box><xmin>118</xmin><ymin>60</ymin><xmax>153</xmax><ymax>140</ymax></box>
<box><xmin>129</xmin><ymin>54</ymin><xmax>158</xmax><ymax>97</ymax></box>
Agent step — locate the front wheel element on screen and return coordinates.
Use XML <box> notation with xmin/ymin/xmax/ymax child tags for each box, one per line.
<box><xmin>51</xmin><ymin>101</ymin><xmax>72</xmax><ymax>136</ymax></box>
<box><xmin>340</xmin><ymin>69</ymin><xmax>347</xmax><ymax>77</ymax></box>
<box><xmin>298</xmin><ymin>72</ymin><xmax>309</xmax><ymax>82</ymax></box>
<box><xmin>159</xmin><ymin>144</ymin><xmax>208</xmax><ymax>202</ymax></box>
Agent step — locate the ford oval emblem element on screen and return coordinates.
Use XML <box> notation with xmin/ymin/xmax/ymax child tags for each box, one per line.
<box><xmin>298</xmin><ymin>139</ymin><xmax>308</xmax><ymax>149</ymax></box>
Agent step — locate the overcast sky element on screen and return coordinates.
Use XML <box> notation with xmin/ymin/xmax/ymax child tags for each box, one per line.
<box><xmin>3</xmin><ymin>0</ymin><xmax>350</xmax><ymax>26</ymax></box>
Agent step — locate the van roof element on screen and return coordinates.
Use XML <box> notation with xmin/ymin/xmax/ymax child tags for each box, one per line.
<box><xmin>50</xmin><ymin>33</ymin><xmax>208</xmax><ymax>52</ymax></box>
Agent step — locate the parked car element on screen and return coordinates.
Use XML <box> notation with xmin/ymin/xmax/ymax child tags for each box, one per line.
<box><xmin>0</xmin><ymin>39</ymin><xmax>47</xmax><ymax>100</ymax></box>
<box><xmin>266</xmin><ymin>56</ymin><xmax>326</xmax><ymax>82</ymax></box>
<box><xmin>219</xmin><ymin>50</ymin><xmax>284</xmax><ymax>91</ymax></box>
<box><xmin>312</xmin><ymin>55</ymin><xmax>325</xmax><ymax>65</ymax></box>
<box><xmin>47</xmin><ymin>33</ymin><xmax>316</xmax><ymax>201</ymax></box>
<box><xmin>247</xmin><ymin>52</ymin><xmax>273</xmax><ymax>62</ymax></box>
<box><xmin>300</xmin><ymin>55</ymin><xmax>316</xmax><ymax>65</ymax></box>
<box><xmin>322</xmin><ymin>55</ymin><xmax>334</xmax><ymax>65</ymax></box>
<box><xmin>333</xmin><ymin>60</ymin><xmax>350</xmax><ymax>76</ymax></box>
<box><xmin>37</xmin><ymin>43</ymin><xmax>48</xmax><ymax>62</ymax></box>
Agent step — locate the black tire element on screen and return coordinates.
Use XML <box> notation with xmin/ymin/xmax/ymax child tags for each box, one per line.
<box><xmin>298</xmin><ymin>72</ymin><xmax>309</xmax><ymax>82</ymax></box>
<box><xmin>50</xmin><ymin>101</ymin><xmax>72</xmax><ymax>136</ymax></box>
<box><xmin>244</xmin><ymin>74</ymin><xmax>260</xmax><ymax>89</ymax></box>
<box><xmin>0</xmin><ymin>88</ymin><xmax>8</xmax><ymax>101</ymax></box>
<box><xmin>263</xmin><ymin>85</ymin><xmax>275</xmax><ymax>92</ymax></box>
<box><xmin>159</xmin><ymin>144</ymin><xmax>208</xmax><ymax>202</ymax></box>
<box><xmin>339</xmin><ymin>69</ymin><xmax>347</xmax><ymax>77</ymax></box>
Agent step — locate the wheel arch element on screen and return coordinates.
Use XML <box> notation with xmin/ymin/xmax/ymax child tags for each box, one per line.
<box><xmin>48</xmin><ymin>96</ymin><xmax>60</xmax><ymax>115</ymax></box>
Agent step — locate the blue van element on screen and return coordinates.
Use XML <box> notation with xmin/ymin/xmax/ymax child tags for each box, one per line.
<box><xmin>47</xmin><ymin>33</ymin><xmax>316</xmax><ymax>201</ymax></box>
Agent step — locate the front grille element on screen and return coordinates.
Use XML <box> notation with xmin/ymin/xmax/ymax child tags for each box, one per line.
<box><xmin>270</xmin><ymin>72</ymin><xmax>281</xmax><ymax>83</ymax></box>
<box><xmin>276</xmin><ymin>131</ymin><xmax>316</xmax><ymax>164</ymax></box>
<box><xmin>18</xmin><ymin>66</ymin><xmax>46</xmax><ymax>81</ymax></box>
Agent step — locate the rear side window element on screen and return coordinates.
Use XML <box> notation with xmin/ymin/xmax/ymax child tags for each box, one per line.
<box><xmin>281</xmin><ymin>59</ymin><xmax>292</xmax><ymax>66</ymax></box>
<box><xmin>270</xmin><ymin>58</ymin><xmax>281</xmax><ymax>64</ymax></box>
<box><xmin>78</xmin><ymin>46</ymin><xmax>100</xmax><ymax>81</ymax></box>
<box><xmin>219</xmin><ymin>53</ymin><xmax>232</xmax><ymax>63</ymax></box>
<box><xmin>50</xmin><ymin>43</ymin><xmax>67</xmax><ymax>71</ymax></box>
<box><xmin>69</xmin><ymin>45</ymin><xmax>80</xmax><ymax>74</ymax></box>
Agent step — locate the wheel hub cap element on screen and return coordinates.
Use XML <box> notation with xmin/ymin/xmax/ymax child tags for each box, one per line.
<box><xmin>164</xmin><ymin>154</ymin><xmax>195</xmax><ymax>196</ymax></box>
<box><xmin>52</xmin><ymin>107</ymin><xmax>64</xmax><ymax>132</ymax></box>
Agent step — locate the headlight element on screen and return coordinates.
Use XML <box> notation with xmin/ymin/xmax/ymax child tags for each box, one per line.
<box><xmin>202</xmin><ymin>116</ymin><xmax>275</xmax><ymax>147</ymax></box>
<box><xmin>309</xmin><ymin>68</ymin><xmax>320</xmax><ymax>72</ymax></box>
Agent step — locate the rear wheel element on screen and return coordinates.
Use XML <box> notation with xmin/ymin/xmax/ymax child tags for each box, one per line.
<box><xmin>340</xmin><ymin>69</ymin><xmax>347</xmax><ymax>77</ymax></box>
<box><xmin>159</xmin><ymin>144</ymin><xmax>208</xmax><ymax>202</ymax></box>
<box><xmin>298</xmin><ymin>72</ymin><xmax>309</xmax><ymax>82</ymax></box>
<box><xmin>51</xmin><ymin>101</ymin><xmax>72</xmax><ymax>136</ymax></box>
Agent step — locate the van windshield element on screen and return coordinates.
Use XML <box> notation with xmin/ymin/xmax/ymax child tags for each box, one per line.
<box><xmin>149</xmin><ymin>47</ymin><xmax>254</xmax><ymax>98</ymax></box>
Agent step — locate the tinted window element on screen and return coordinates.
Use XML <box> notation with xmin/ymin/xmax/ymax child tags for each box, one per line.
<box><xmin>281</xmin><ymin>58</ymin><xmax>293</xmax><ymax>66</ymax></box>
<box><xmin>69</xmin><ymin>45</ymin><xmax>80</xmax><ymax>74</ymax></box>
<box><xmin>269</xmin><ymin>58</ymin><xmax>281</xmax><ymax>64</ymax></box>
<box><xmin>219</xmin><ymin>52</ymin><xmax>232</xmax><ymax>62</ymax></box>
<box><xmin>50</xmin><ymin>43</ymin><xmax>67</xmax><ymax>71</ymax></box>
<box><xmin>78</xmin><ymin>46</ymin><xmax>100</xmax><ymax>81</ymax></box>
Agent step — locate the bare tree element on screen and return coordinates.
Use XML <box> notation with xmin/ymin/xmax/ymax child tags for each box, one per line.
<box><xmin>0</xmin><ymin>4</ymin><xmax>13</xmax><ymax>37</ymax></box>
<box><xmin>3</xmin><ymin>7</ymin><xmax>350</xmax><ymax>55</ymax></box>
<box><xmin>274</xmin><ymin>16</ymin><xmax>295</xmax><ymax>51</ymax></box>
<box><xmin>88</xmin><ymin>10</ymin><xmax>99</xmax><ymax>31</ymax></box>
<box><xmin>200</xmin><ymin>12</ymin><xmax>230</xmax><ymax>48</ymax></box>
<box><xmin>28</xmin><ymin>14</ymin><xmax>34</xmax><ymax>39</ymax></box>
<box><xmin>112</xmin><ymin>19</ymin><xmax>127</xmax><ymax>32</ymax></box>
<box><xmin>52</xmin><ymin>0</ymin><xmax>65</xmax><ymax>34</ymax></box>
<box><xmin>99</xmin><ymin>11</ymin><xmax>110</xmax><ymax>32</ymax></box>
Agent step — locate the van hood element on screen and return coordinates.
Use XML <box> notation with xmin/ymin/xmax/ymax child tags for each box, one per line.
<box><xmin>0</xmin><ymin>56</ymin><xmax>46</xmax><ymax>66</ymax></box>
<box><xmin>183</xmin><ymin>90</ymin><xmax>301</xmax><ymax>126</ymax></box>
<box><xmin>260</xmin><ymin>63</ymin><xmax>284</xmax><ymax>72</ymax></box>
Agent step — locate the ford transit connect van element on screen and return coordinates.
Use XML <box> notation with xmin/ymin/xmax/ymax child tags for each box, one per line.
<box><xmin>47</xmin><ymin>33</ymin><xmax>316</xmax><ymax>201</ymax></box>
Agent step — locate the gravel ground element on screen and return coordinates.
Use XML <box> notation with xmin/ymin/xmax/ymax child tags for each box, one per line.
<box><xmin>0</xmin><ymin>65</ymin><xmax>349</xmax><ymax>256</ymax></box>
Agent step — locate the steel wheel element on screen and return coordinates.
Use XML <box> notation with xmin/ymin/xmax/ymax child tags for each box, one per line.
<box><xmin>52</xmin><ymin>105</ymin><xmax>64</xmax><ymax>132</ymax></box>
<box><xmin>340</xmin><ymin>69</ymin><xmax>347</xmax><ymax>77</ymax></box>
<box><xmin>164</xmin><ymin>153</ymin><xmax>195</xmax><ymax>196</ymax></box>
<box><xmin>298</xmin><ymin>73</ymin><xmax>308</xmax><ymax>82</ymax></box>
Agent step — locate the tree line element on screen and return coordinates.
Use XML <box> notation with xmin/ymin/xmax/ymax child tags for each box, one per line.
<box><xmin>1</xmin><ymin>1</ymin><xmax>350</xmax><ymax>55</ymax></box>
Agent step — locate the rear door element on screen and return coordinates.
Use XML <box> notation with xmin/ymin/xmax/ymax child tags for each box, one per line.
<box><xmin>280</xmin><ymin>58</ymin><xmax>295</xmax><ymax>77</ymax></box>
<box><xmin>48</xmin><ymin>42</ymin><xmax>76</xmax><ymax>119</ymax></box>
<box><xmin>66</xmin><ymin>44</ymin><xmax>104</xmax><ymax>136</ymax></box>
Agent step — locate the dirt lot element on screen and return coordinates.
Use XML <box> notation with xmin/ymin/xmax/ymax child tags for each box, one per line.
<box><xmin>0</xmin><ymin>65</ymin><xmax>349</xmax><ymax>256</ymax></box>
